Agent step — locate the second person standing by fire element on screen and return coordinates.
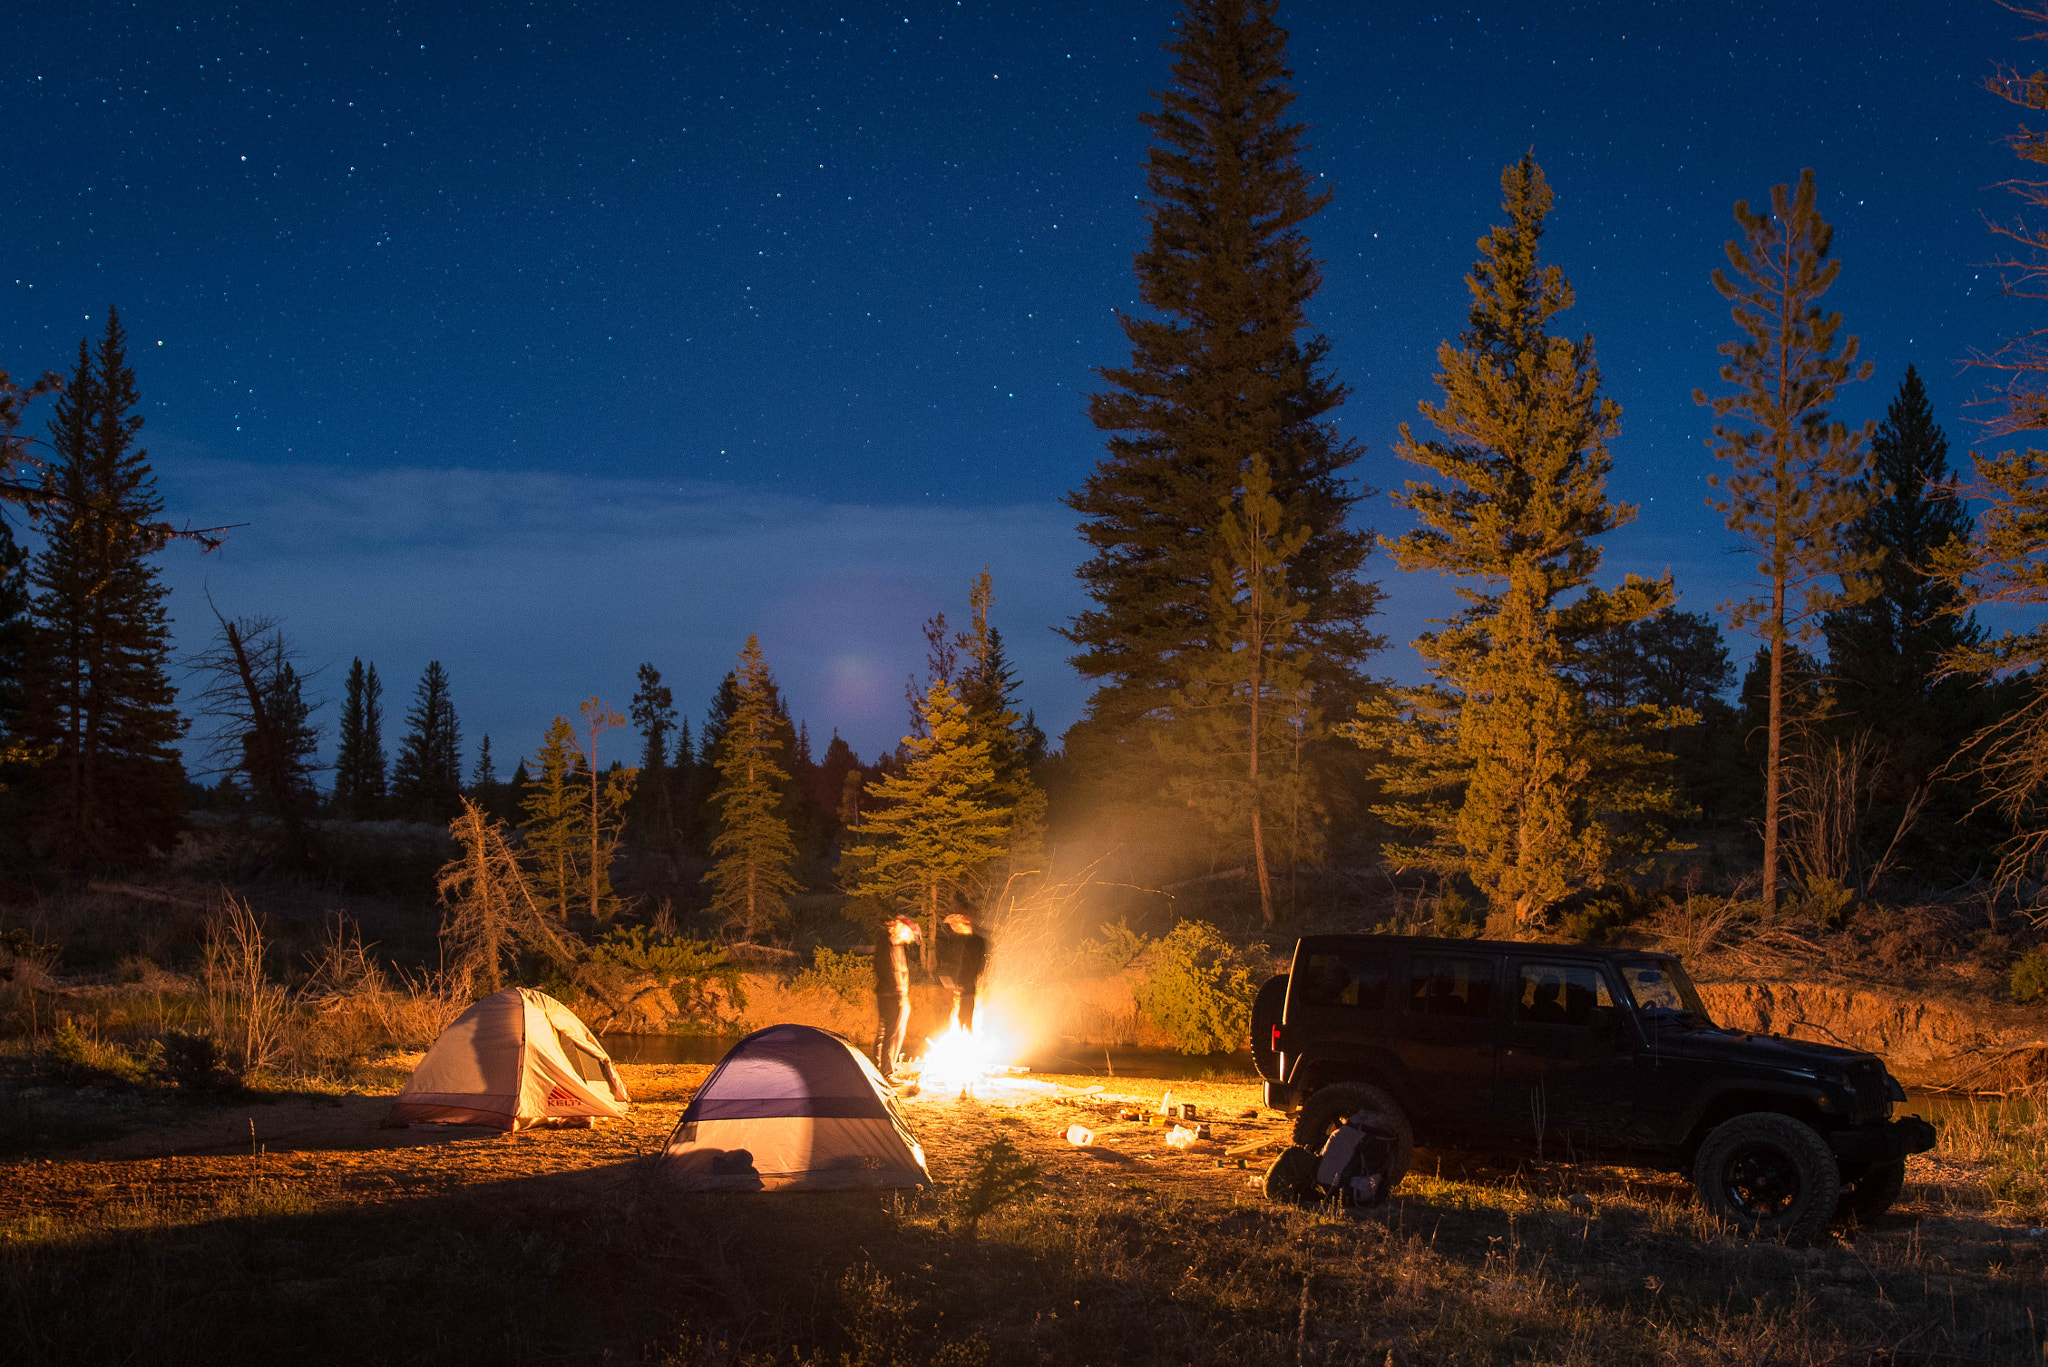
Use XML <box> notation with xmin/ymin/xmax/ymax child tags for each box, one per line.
<box><xmin>937</xmin><ymin>912</ymin><xmax>987</xmax><ymax>1034</ymax></box>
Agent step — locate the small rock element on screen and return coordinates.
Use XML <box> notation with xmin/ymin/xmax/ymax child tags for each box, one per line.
<box><xmin>1566</xmin><ymin>1193</ymin><xmax>1595</xmax><ymax>1211</ymax></box>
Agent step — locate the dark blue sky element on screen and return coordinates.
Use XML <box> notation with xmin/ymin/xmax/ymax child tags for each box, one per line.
<box><xmin>3</xmin><ymin>1</ymin><xmax>2033</xmax><ymax>770</ymax></box>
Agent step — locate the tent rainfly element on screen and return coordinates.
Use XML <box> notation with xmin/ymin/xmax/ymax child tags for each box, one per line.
<box><xmin>664</xmin><ymin>1024</ymin><xmax>931</xmax><ymax>1190</ymax></box>
<box><xmin>389</xmin><ymin>987</ymin><xmax>630</xmax><ymax>1130</ymax></box>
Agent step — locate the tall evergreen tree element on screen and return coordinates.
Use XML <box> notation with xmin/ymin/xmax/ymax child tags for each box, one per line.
<box><xmin>1161</xmin><ymin>457</ymin><xmax>1314</xmax><ymax>924</ymax></box>
<box><xmin>843</xmin><ymin>681</ymin><xmax>1007</xmax><ymax>951</ymax></box>
<box><xmin>628</xmin><ymin>662</ymin><xmax>677</xmax><ymax>853</ymax></box>
<box><xmin>570</xmin><ymin>697</ymin><xmax>635</xmax><ymax>925</ymax></box>
<box><xmin>1063</xmin><ymin>0</ymin><xmax>1380</xmax><ymax>829</ymax></box>
<box><xmin>953</xmin><ymin>570</ymin><xmax>1049</xmax><ymax>865</ymax></box>
<box><xmin>390</xmin><ymin>661</ymin><xmax>462</xmax><ymax>823</ymax></box>
<box><xmin>1695</xmin><ymin>168</ymin><xmax>1878</xmax><ymax>911</ymax></box>
<box><xmin>333</xmin><ymin>658</ymin><xmax>386</xmax><ymax>819</ymax></box>
<box><xmin>521</xmin><ymin>716</ymin><xmax>582</xmax><ymax>924</ymax></box>
<box><xmin>20</xmin><ymin>310</ymin><xmax>187</xmax><ymax>862</ymax></box>
<box><xmin>1350</xmin><ymin>157</ymin><xmax>1682</xmax><ymax>924</ymax></box>
<box><xmin>469</xmin><ymin>735</ymin><xmax>498</xmax><ymax>791</ymax></box>
<box><xmin>706</xmin><ymin>635</ymin><xmax>801</xmax><ymax>937</ymax></box>
<box><xmin>1824</xmin><ymin>367</ymin><xmax>1979</xmax><ymax>719</ymax></box>
<box><xmin>0</xmin><ymin>519</ymin><xmax>29</xmax><ymax>737</ymax></box>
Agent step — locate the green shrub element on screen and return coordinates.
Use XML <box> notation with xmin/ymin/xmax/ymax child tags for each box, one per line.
<box><xmin>1786</xmin><ymin>873</ymin><xmax>1855</xmax><ymax>929</ymax></box>
<box><xmin>1136</xmin><ymin>919</ymin><xmax>1264</xmax><ymax>1055</ymax></box>
<box><xmin>2011</xmin><ymin>945</ymin><xmax>2048</xmax><ymax>1003</ymax></box>
<box><xmin>159</xmin><ymin>1029</ymin><xmax>242</xmax><ymax>1093</ymax></box>
<box><xmin>45</xmin><ymin>1020</ymin><xmax>154</xmax><ymax>1087</ymax></box>
<box><xmin>1069</xmin><ymin>918</ymin><xmax>1152</xmax><ymax>976</ymax></box>
<box><xmin>790</xmin><ymin>947</ymin><xmax>870</xmax><ymax>1005</ymax></box>
<box><xmin>953</xmin><ymin>1136</ymin><xmax>1042</xmax><ymax>1239</ymax></box>
<box><xmin>589</xmin><ymin>928</ymin><xmax>747</xmax><ymax>1032</ymax></box>
<box><xmin>1432</xmin><ymin>891</ymin><xmax>1484</xmax><ymax>939</ymax></box>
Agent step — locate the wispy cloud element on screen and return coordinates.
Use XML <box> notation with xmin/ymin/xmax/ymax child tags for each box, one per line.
<box><xmin>154</xmin><ymin>459</ymin><xmax>1091</xmax><ymax>768</ymax></box>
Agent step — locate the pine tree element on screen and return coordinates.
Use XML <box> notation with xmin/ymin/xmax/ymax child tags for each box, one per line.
<box><xmin>20</xmin><ymin>310</ymin><xmax>187</xmax><ymax>863</ymax></box>
<box><xmin>470</xmin><ymin>735</ymin><xmax>497</xmax><ymax>790</ymax></box>
<box><xmin>570</xmin><ymin>697</ymin><xmax>635</xmax><ymax>925</ymax></box>
<box><xmin>953</xmin><ymin>570</ymin><xmax>1049</xmax><ymax>867</ymax></box>
<box><xmin>1161</xmin><ymin>457</ymin><xmax>1313</xmax><ymax>924</ymax></box>
<box><xmin>1063</xmin><ymin>0</ymin><xmax>1380</xmax><ymax>827</ymax></box>
<box><xmin>0</xmin><ymin>518</ymin><xmax>29</xmax><ymax>736</ymax></box>
<box><xmin>1350</xmin><ymin>157</ymin><xmax>1682</xmax><ymax>925</ymax></box>
<box><xmin>844</xmin><ymin>680</ymin><xmax>1007</xmax><ymax>941</ymax></box>
<box><xmin>706</xmin><ymin>635</ymin><xmax>801</xmax><ymax>937</ymax></box>
<box><xmin>1824</xmin><ymin>368</ymin><xmax>1979</xmax><ymax>720</ymax></box>
<box><xmin>1695</xmin><ymin>167</ymin><xmax>1878</xmax><ymax>911</ymax></box>
<box><xmin>627</xmin><ymin>662</ymin><xmax>677</xmax><ymax>853</ymax></box>
<box><xmin>521</xmin><ymin>716</ymin><xmax>582</xmax><ymax>924</ymax></box>
<box><xmin>390</xmin><ymin>661</ymin><xmax>462</xmax><ymax>823</ymax></box>
<box><xmin>333</xmin><ymin>659</ymin><xmax>386</xmax><ymax>819</ymax></box>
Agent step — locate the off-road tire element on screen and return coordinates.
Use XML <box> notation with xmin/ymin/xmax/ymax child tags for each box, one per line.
<box><xmin>1292</xmin><ymin>1082</ymin><xmax>1414</xmax><ymax>1190</ymax></box>
<box><xmin>1262</xmin><ymin>1145</ymin><xmax>1318</xmax><ymax>1203</ymax></box>
<box><xmin>1693</xmin><ymin>1112</ymin><xmax>1841</xmax><ymax>1245</ymax></box>
<box><xmin>1250</xmin><ymin>974</ymin><xmax>1288</xmax><ymax>1080</ymax></box>
<box><xmin>1836</xmin><ymin>1158</ymin><xmax>1906</xmax><ymax>1225</ymax></box>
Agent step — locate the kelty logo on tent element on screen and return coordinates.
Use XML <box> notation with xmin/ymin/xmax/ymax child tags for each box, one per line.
<box><xmin>545</xmin><ymin>1085</ymin><xmax>588</xmax><ymax>1109</ymax></box>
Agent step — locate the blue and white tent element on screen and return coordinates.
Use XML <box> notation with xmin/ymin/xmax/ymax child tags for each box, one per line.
<box><xmin>664</xmin><ymin>1024</ymin><xmax>931</xmax><ymax>1191</ymax></box>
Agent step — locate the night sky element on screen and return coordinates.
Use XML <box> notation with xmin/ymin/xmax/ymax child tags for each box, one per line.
<box><xmin>3</xmin><ymin>1</ymin><xmax>2032</xmax><ymax>775</ymax></box>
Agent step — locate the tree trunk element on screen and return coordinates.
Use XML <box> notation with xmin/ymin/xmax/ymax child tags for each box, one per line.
<box><xmin>224</xmin><ymin>620</ymin><xmax>315</xmax><ymax>873</ymax></box>
<box><xmin>1764</xmin><ymin>594</ymin><xmax>1785</xmax><ymax>914</ymax></box>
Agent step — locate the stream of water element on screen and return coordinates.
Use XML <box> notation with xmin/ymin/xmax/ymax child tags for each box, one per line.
<box><xmin>599</xmin><ymin>1033</ymin><xmax>1258</xmax><ymax>1080</ymax></box>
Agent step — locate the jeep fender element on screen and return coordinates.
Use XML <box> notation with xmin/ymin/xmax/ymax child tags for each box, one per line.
<box><xmin>1671</xmin><ymin>1083</ymin><xmax>1831</xmax><ymax>1155</ymax></box>
<box><xmin>1287</xmin><ymin>1046</ymin><xmax>1416</xmax><ymax>1121</ymax></box>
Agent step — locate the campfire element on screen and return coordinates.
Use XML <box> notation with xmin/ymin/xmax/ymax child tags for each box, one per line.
<box><xmin>909</xmin><ymin>1013</ymin><xmax>1045</xmax><ymax>1099</ymax></box>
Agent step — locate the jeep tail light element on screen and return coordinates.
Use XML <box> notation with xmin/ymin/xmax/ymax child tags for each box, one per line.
<box><xmin>1270</xmin><ymin>1023</ymin><xmax>1283</xmax><ymax>1053</ymax></box>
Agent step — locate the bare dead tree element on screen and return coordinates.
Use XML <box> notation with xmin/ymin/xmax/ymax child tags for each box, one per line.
<box><xmin>186</xmin><ymin>608</ymin><xmax>322</xmax><ymax>872</ymax></box>
<box><xmin>1970</xmin><ymin>4</ymin><xmax>2048</xmax><ymax>434</ymax></box>
<box><xmin>438</xmin><ymin>798</ymin><xmax>577</xmax><ymax>998</ymax></box>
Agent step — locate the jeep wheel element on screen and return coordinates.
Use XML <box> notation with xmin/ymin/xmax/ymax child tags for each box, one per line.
<box><xmin>1693</xmin><ymin>1113</ymin><xmax>1841</xmax><ymax>1245</ymax></box>
<box><xmin>1292</xmin><ymin>1083</ymin><xmax>1414</xmax><ymax>1190</ymax></box>
<box><xmin>1836</xmin><ymin>1158</ymin><xmax>1906</xmax><ymax>1226</ymax></box>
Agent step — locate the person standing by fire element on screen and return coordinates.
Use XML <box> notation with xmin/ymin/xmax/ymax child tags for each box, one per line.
<box><xmin>937</xmin><ymin>912</ymin><xmax>987</xmax><ymax>1034</ymax></box>
<box><xmin>873</xmin><ymin>914</ymin><xmax>919</xmax><ymax>1082</ymax></box>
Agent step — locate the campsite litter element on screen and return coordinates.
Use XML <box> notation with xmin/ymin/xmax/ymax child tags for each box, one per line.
<box><xmin>1164</xmin><ymin>1125</ymin><xmax>1197</xmax><ymax>1150</ymax></box>
<box><xmin>1062</xmin><ymin>1124</ymin><xmax>1095</xmax><ymax>1146</ymax></box>
<box><xmin>388</xmin><ymin>987</ymin><xmax>629</xmax><ymax>1132</ymax></box>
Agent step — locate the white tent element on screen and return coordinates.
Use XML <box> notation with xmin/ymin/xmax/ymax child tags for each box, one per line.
<box><xmin>664</xmin><ymin>1024</ymin><xmax>930</xmax><ymax>1191</ymax></box>
<box><xmin>390</xmin><ymin>987</ymin><xmax>630</xmax><ymax>1130</ymax></box>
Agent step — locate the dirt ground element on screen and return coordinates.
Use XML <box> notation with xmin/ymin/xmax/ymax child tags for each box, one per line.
<box><xmin>0</xmin><ymin>1063</ymin><xmax>1294</xmax><ymax>1225</ymax></box>
<box><xmin>6</xmin><ymin>1060</ymin><xmax>2047</xmax><ymax>1365</ymax></box>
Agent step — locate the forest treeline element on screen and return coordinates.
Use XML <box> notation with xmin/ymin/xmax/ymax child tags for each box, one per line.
<box><xmin>7</xmin><ymin>0</ymin><xmax>2048</xmax><ymax>951</ymax></box>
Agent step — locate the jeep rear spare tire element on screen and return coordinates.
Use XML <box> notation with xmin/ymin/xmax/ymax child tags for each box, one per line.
<box><xmin>1292</xmin><ymin>1082</ymin><xmax>1413</xmax><ymax>1190</ymax></box>
<box><xmin>1693</xmin><ymin>1112</ymin><xmax>1841</xmax><ymax>1245</ymax></box>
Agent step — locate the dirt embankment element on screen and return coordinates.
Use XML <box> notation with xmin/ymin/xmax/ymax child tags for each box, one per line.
<box><xmin>1697</xmin><ymin>977</ymin><xmax>2048</xmax><ymax>1090</ymax></box>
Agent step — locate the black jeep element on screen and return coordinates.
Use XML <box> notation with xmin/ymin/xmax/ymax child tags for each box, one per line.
<box><xmin>1251</xmin><ymin>934</ymin><xmax>1937</xmax><ymax>1243</ymax></box>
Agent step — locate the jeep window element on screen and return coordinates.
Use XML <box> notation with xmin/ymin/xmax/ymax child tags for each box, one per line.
<box><xmin>1618</xmin><ymin>959</ymin><xmax>1709</xmax><ymax>1023</ymax></box>
<box><xmin>1406</xmin><ymin>955</ymin><xmax>1495</xmax><ymax>1018</ymax></box>
<box><xmin>1513</xmin><ymin>963</ymin><xmax>1615</xmax><ymax>1027</ymax></box>
<box><xmin>1297</xmin><ymin>952</ymin><xmax>1390</xmax><ymax>1010</ymax></box>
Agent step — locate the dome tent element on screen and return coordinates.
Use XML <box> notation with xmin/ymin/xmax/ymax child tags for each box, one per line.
<box><xmin>665</xmin><ymin>1024</ymin><xmax>930</xmax><ymax>1190</ymax></box>
<box><xmin>390</xmin><ymin>987</ymin><xmax>630</xmax><ymax>1130</ymax></box>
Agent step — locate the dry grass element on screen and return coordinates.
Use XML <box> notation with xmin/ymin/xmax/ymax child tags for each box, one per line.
<box><xmin>3</xmin><ymin>1067</ymin><xmax>2046</xmax><ymax>1365</ymax></box>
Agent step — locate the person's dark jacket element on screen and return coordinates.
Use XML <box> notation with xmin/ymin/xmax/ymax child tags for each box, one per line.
<box><xmin>936</xmin><ymin>930</ymin><xmax>987</xmax><ymax>992</ymax></box>
<box><xmin>874</xmin><ymin>937</ymin><xmax>911</xmax><ymax>1001</ymax></box>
